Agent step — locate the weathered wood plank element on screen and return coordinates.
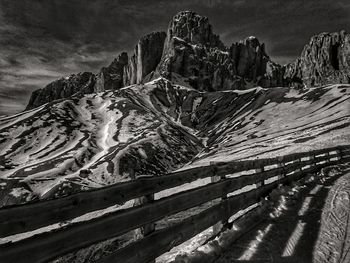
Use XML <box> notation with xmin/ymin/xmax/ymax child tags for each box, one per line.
<box><xmin>98</xmin><ymin>198</ymin><xmax>230</xmax><ymax>263</ymax></box>
<box><xmin>0</xmin><ymin>159</ymin><xmax>306</xmax><ymax>263</ymax></box>
<box><xmin>0</xmin><ymin>175</ymin><xmax>257</xmax><ymax>263</ymax></box>
<box><xmin>1</xmin><ymin>144</ymin><xmax>343</xmax><ymax>238</ymax></box>
<box><xmin>0</xmin><ymin>165</ymin><xmax>217</xmax><ymax>237</ymax></box>
<box><xmin>214</xmin><ymin>145</ymin><xmax>347</xmax><ymax>174</ymax></box>
<box><xmin>1</xmin><ymin>150</ymin><xmax>348</xmax><ymax>263</ymax></box>
<box><xmin>97</xmin><ymin>181</ymin><xmax>276</xmax><ymax>263</ymax></box>
<box><xmin>1</xmin><ymin>145</ymin><xmax>347</xmax><ymax>239</ymax></box>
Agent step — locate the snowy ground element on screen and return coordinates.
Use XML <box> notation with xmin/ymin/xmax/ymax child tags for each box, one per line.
<box><xmin>0</xmin><ymin>79</ymin><xmax>349</xmax><ymax>262</ymax></box>
<box><xmin>0</xmin><ymin>80</ymin><xmax>349</xmax><ymax>205</ymax></box>
<box><xmin>187</xmin><ymin>164</ymin><xmax>350</xmax><ymax>263</ymax></box>
<box><xmin>184</xmin><ymin>84</ymin><xmax>350</xmax><ymax>169</ymax></box>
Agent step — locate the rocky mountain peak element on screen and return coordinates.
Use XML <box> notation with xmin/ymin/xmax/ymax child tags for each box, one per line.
<box><xmin>156</xmin><ymin>12</ymin><xmax>285</xmax><ymax>91</ymax></box>
<box><xmin>284</xmin><ymin>30</ymin><xmax>350</xmax><ymax>87</ymax></box>
<box><xmin>230</xmin><ymin>36</ymin><xmax>269</xmax><ymax>79</ymax></box>
<box><xmin>165</xmin><ymin>11</ymin><xmax>224</xmax><ymax>49</ymax></box>
<box><xmin>94</xmin><ymin>52</ymin><xmax>128</xmax><ymax>92</ymax></box>
<box><xmin>25</xmin><ymin>13</ymin><xmax>350</xmax><ymax>110</ymax></box>
<box><xmin>242</xmin><ymin>36</ymin><xmax>262</xmax><ymax>49</ymax></box>
<box><xmin>26</xmin><ymin>72</ymin><xmax>96</xmax><ymax>110</ymax></box>
<box><xmin>124</xmin><ymin>31</ymin><xmax>166</xmax><ymax>86</ymax></box>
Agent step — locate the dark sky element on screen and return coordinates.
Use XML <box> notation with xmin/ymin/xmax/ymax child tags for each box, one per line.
<box><xmin>0</xmin><ymin>0</ymin><xmax>349</xmax><ymax>115</ymax></box>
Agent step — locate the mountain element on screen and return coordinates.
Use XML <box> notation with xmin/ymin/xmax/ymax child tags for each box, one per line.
<box><xmin>26</xmin><ymin>11</ymin><xmax>350</xmax><ymax>110</ymax></box>
<box><xmin>155</xmin><ymin>11</ymin><xmax>284</xmax><ymax>91</ymax></box>
<box><xmin>26</xmin><ymin>11</ymin><xmax>287</xmax><ymax>109</ymax></box>
<box><xmin>284</xmin><ymin>30</ymin><xmax>350</xmax><ymax>87</ymax></box>
<box><xmin>1</xmin><ymin>11</ymin><xmax>350</xmax><ymax>206</ymax></box>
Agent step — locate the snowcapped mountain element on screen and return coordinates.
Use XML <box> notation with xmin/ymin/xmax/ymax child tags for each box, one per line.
<box><xmin>0</xmin><ymin>11</ymin><xmax>349</xmax><ymax>206</ymax></box>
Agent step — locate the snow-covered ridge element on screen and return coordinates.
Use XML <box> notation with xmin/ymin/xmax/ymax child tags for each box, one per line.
<box><xmin>0</xmin><ymin>79</ymin><xmax>349</xmax><ymax>206</ymax></box>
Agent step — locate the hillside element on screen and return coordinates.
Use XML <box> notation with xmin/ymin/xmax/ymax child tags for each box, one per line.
<box><xmin>1</xmin><ymin>77</ymin><xmax>349</xmax><ymax>206</ymax></box>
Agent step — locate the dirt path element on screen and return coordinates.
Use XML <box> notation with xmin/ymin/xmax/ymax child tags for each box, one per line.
<box><xmin>214</xmin><ymin>165</ymin><xmax>350</xmax><ymax>263</ymax></box>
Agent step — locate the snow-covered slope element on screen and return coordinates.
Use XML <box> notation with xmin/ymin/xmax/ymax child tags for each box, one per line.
<box><xmin>0</xmin><ymin>78</ymin><xmax>202</xmax><ymax>205</ymax></box>
<box><xmin>184</xmin><ymin>84</ymin><xmax>350</xmax><ymax>168</ymax></box>
<box><xmin>0</xmin><ymin>78</ymin><xmax>349</xmax><ymax>206</ymax></box>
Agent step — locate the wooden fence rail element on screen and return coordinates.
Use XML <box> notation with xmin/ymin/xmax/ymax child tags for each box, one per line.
<box><xmin>0</xmin><ymin>145</ymin><xmax>349</xmax><ymax>263</ymax></box>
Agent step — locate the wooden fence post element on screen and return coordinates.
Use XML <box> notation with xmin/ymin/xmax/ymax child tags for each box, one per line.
<box><xmin>255</xmin><ymin>166</ymin><xmax>265</xmax><ymax>188</ymax></box>
<box><xmin>211</xmin><ymin>165</ymin><xmax>229</xmax><ymax>234</ymax></box>
<box><xmin>312</xmin><ymin>154</ymin><xmax>317</xmax><ymax>166</ymax></box>
<box><xmin>134</xmin><ymin>194</ymin><xmax>155</xmax><ymax>263</ymax></box>
<box><xmin>309</xmin><ymin>155</ymin><xmax>315</xmax><ymax>166</ymax></box>
<box><xmin>277</xmin><ymin>162</ymin><xmax>285</xmax><ymax>180</ymax></box>
<box><xmin>295</xmin><ymin>158</ymin><xmax>302</xmax><ymax>172</ymax></box>
<box><xmin>337</xmin><ymin>149</ymin><xmax>342</xmax><ymax>161</ymax></box>
<box><xmin>325</xmin><ymin>152</ymin><xmax>330</xmax><ymax>163</ymax></box>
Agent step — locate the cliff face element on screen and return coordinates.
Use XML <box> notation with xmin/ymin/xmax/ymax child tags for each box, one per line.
<box><xmin>163</xmin><ymin>11</ymin><xmax>224</xmax><ymax>50</ymax></box>
<box><xmin>25</xmin><ymin>11</ymin><xmax>350</xmax><ymax>110</ymax></box>
<box><xmin>156</xmin><ymin>11</ymin><xmax>284</xmax><ymax>91</ymax></box>
<box><xmin>230</xmin><ymin>37</ymin><xmax>285</xmax><ymax>87</ymax></box>
<box><xmin>94</xmin><ymin>52</ymin><xmax>128</xmax><ymax>92</ymax></box>
<box><xmin>124</xmin><ymin>31</ymin><xmax>167</xmax><ymax>86</ymax></box>
<box><xmin>284</xmin><ymin>31</ymin><xmax>350</xmax><ymax>87</ymax></box>
<box><xmin>156</xmin><ymin>35</ymin><xmax>240</xmax><ymax>91</ymax></box>
<box><xmin>26</xmin><ymin>72</ymin><xmax>96</xmax><ymax>110</ymax></box>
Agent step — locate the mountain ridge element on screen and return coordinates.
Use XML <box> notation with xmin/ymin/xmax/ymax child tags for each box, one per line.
<box><xmin>25</xmin><ymin>11</ymin><xmax>350</xmax><ymax>110</ymax></box>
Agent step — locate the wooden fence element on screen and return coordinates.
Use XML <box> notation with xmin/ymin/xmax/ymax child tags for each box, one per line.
<box><xmin>0</xmin><ymin>145</ymin><xmax>349</xmax><ymax>263</ymax></box>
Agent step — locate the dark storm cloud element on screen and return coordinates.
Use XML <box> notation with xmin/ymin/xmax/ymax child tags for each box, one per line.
<box><xmin>0</xmin><ymin>0</ymin><xmax>349</xmax><ymax>115</ymax></box>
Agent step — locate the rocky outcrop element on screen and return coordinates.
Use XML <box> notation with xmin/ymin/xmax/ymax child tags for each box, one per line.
<box><xmin>163</xmin><ymin>11</ymin><xmax>224</xmax><ymax>50</ymax></box>
<box><xmin>230</xmin><ymin>37</ymin><xmax>285</xmax><ymax>86</ymax></box>
<box><xmin>25</xmin><ymin>12</ymin><xmax>349</xmax><ymax>111</ymax></box>
<box><xmin>124</xmin><ymin>31</ymin><xmax>166</xmax><ymax>86</ymax></box>
<box><xmin>157</xmin><ymin>11</ymin><xmax>284</xmax><ymax>90</ymax></box>
<box><xmin>25</xmin><ymin>32</ymin><xmax>166</xmax><ymax>110</ymax></box>
<box><xmin>94</xmin><ymin>52</ymin><xmax>128</xmax><ymax>91</ymax></box>
<box><xmin>26</xmin><ymin>72</ymin><xmax>96</xmax><ymax>110</ymax></box>
<box><xmin>230</xmin><ymin>37</ymin><xmax>285</xmax><ymax>88</ymax></box>
<box><xmin>157</xmin><ymin>36</ymin><xmax>239</xmax><ymax>91</ymax></box>
<box><xmin>284</xmin><ymin>31</ymin><xmax>350</xmax><ymax>87</ymax></box>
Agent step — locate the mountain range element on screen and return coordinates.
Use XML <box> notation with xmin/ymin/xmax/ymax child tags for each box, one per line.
<box><xmin>0</xmin><ymin>11</ymin><xmax>349</xmax><ymax>206</ymax></box>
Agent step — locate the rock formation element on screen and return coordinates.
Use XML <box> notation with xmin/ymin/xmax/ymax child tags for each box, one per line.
<box><xmin>25</xmin><ymin>11</ymin><xmax>350</xmax><ymax>110</ymax></box>
<box><xmin>230</xmin><ymin>37</ymin><xmax>285</xmax><ymax>87</ymax></box>
<box><xmin>284</xmin><ymin>30</ymin><xmax>350</xmax><ymax>87</ymax></box>
<box><xmin>26</xmin><ymin>72</ymin><xmax>96</xmax><ymax>110</ymax></box>
<box><xmin>124</xmin><ymin>31</ymin><xmax>166</xmax><ymax>85</ymax></box>
<box><xmin>156</xmin><ymin>11</ymin><xmax>284</xmax><ymax>91</ymax></box>
<box><xmin>163</xmin><ymin>11</ymin><xmax>224</xmax><ymax>50</ymax></box>
<box><xmin>94</xmin><ymin>52</ymin><xmax>128</xmax><ymax>92</ymax></box>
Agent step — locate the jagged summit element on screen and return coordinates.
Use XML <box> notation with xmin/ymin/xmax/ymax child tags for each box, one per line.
<box><xmin>95</xmin><ymin>52</ymin><xmax>128</xmax><ymax>92</ymax></box>
<box><xmin>124</xmin><ymin>31</ymin><xmax>166</xmax><ymax>86</ymax></box>
<box><xmin>165</xmin><ymin>11</ymin><xmax>224</xmax><ymax>49</ymax></box>
<box><xmin>241</xmin><ymin>36</ymin><xmax>261</xmax><ymax>47</ymax></box>
<box><xmin>155</xmin><ymin>11</ymin><xmax>284</xmax><ymax>91</ymax></box>
<box><xmin>26</xmin><ymin>72</ymin><xmax>96</xmax><ymax>110</ymax></box>
<box><xmin>284</xmin><ymin>30</ymin><xmax>350</xmax><ymax>87</ymax></box>
<box><xmin>25</xmin><ymin>11</ymin><xmax>350</xmax><ymax>110</ymax></box>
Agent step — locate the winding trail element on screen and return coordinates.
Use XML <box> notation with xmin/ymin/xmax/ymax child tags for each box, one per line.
<box><xmin>215</xmin><ymin>165</ymin><xmax>350</xmax><ymax>263</ymax></box>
